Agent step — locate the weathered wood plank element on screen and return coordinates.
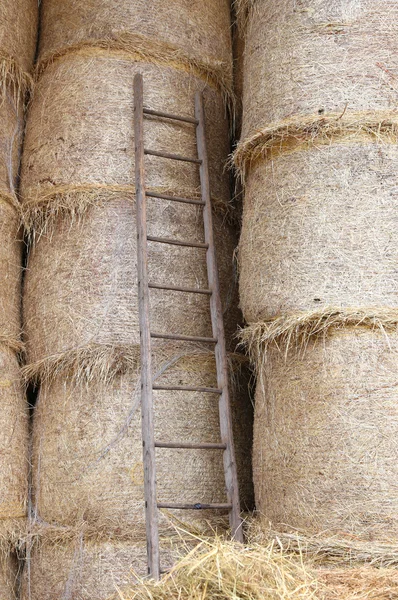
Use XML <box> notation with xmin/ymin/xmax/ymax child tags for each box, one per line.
<box><xmin>195</xmin><ymin>91</ymin><xmax>243</xmax><ymax>543</ymax></box>
<box><xmin>133</xmin><ymin>72</ymin><xmax>161</xmax><ymax>579</ymax></box>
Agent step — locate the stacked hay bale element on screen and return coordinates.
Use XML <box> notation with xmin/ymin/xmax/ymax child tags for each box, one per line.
<box><xmin>235</xmin><ymin>0</ymin><xmax>398</xmax><ymax>544</ymax></box>
<box><xmin>21</xmin><ymin>1</ymin><xmax>252</xmax><ymax>596</ymax></box>
<box><xmin>0</xmin><ymin>1</ymin><xmax>37</xmax><ymax>597</ymax></box>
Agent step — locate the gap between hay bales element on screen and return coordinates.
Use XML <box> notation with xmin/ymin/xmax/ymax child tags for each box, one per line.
<box><xmin>233</xmin><ymin>0</ymin><xmax>255</xmax><ymax>33</ymax></box>
<box><xmin>233</xmin><ymin>112</ymin><xmax>398</xmax><ymax>178</ymax></box>
<box><xmin>35</xmin><ymin>32</ymin><xmax>234</xmax><ymax>106</ymax></box>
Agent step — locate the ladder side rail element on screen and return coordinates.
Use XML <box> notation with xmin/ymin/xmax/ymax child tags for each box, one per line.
<box><xmin>194</xmin><ymin>92</ymin><xmax>243</xmax><ymax>542</ymax></box>
<box><xmin>133</xmin><ymin>73</ymin><xmax>161</xmax><ymax>579</ymax></box>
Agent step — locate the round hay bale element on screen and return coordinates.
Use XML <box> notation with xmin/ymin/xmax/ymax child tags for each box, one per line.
<box><xmin>238</xmin><ymin>142</ymin><xmax>398</xmax><ymax>324</ymax></box>
<box><xmin>37</xmin><ymin>0</ymin><xmax>232</xmax><ymax>87</ymax></box>
<box><xmin>30</xmin><ymin>349</ymin><xmax>252</xmax><ymax>535</ymax></box>
<box><xmin>238</xmin><ymin>0</ymin><xmax>398</xmax><ymax>160</ymax></box>
<box><xmin>23</xmin><ymin>195</ymin><xmax>240</xmax><ymax>364</ymax></box>
<box><xmin>0</xmin><ymin>0</ymin><xmax>37</xmax><ymax>97</ymax></box>
<box><xmin>253</xmin><ymin>326</ymin><xmax>398</xmax><ymax>542</ymax></box>
<box><xmin>23</xmin><ymin>536</ymin><xmax>180</xmax><ymax>600</ymax></box>
<box><xmin>24</xmin><ymin>196</ymin><xmax>239</xmax><ymax>359</ymax></box>
<box><xmin>0</xmin><ymin>346</ymin><xmax>28</xmax><ymax>526</ymax></box>
<box><xmin>21</xmin><ymin>55</ymin><xmax>231</xmax><ymax>232</ymax></box>
<box><xmin>0</xmin><ymin>202</ymin><xmax>22</xmax><ymax>348</ymax></box>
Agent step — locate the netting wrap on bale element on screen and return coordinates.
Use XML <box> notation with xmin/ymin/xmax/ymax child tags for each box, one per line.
<box><xmin>238</xmin><ymin>142</ymin><xmax>398</xmax><ymax>324</ymax></box>
<box><xmin>29</xmin><ymin>347</ymin><xmax>253</xmax><ymax>534</ymax></box>
<box><xmin>249</xmin><ymin>323</ymin><xmax>398</xmax><ymax>542</ymax></box>
<box><xmin>234</xmin><ymin>0</ymin><xmax>398</xmax><ymax>171</ymax></box>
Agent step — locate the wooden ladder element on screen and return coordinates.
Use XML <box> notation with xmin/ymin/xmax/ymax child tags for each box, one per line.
<box><xmin>133</xmin><ymin>72</ymin><xmax>243</xmax><ymax>580</ymax></box>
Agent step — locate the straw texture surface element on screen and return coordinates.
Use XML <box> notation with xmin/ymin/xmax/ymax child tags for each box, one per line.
<box><xmin>0</xmin><ymin>202</ymin><xmax>22</xmax><ymax>348</ymax></box>
<box><xmin>37</xmin><ymin>0</ymin><xmax>232</xmax><ymax>81</ymax></box>
<box><xmin>238</xmin><ymin>0</ymin><xmax>398</xmax><ymax>162</ymax></box>
<box><xmin>24</xmin><ymin>196</ymin><xmax>240</xmax><ymax>364</ymax></box>
<box><xmin>23</xmin><ymin>537</ymin><xmax>181</xmax><ymax>600</ymax></box>
<box><xmin>0</xmin><ymin>346</ymin><xmax>28</xmax><ymax>527</ymax></box>
<box><xmin>22</xmin><ymin>530</ymin><xmax>398</xmax><ymax>600</ymax></box>
<box><xmin>0</xmin><ymin>553</ymin><xmax>18</xmax><ymax>600</ymax></box>
<box><xmin>232</xmin><ymin>23</ymin><xmax>245</xmax><ymax>139</ymax></box>
<box><xmin>0</xmin><ymin>98</ymin><xmax>23</xmax><ymax>200</ymax></box>
<box><xmin>21</xmin><ymin>55</ymin><xmax>231</xmax><ymax>232</ymax></box>
<box><xmin>0</xmin><ymin>0</ymin><xmax>37</xmax><ymax>94</ymax></box>
<box><xmin>239</xmin><ymin>142</ymin><xmax>398</xmax><ymax>324</ymax></box>
<box><xmin>31</xmin><ymin>348</ymin><xmax>252</xmax><ymax>535</ymax></box>
<box><xmin>253</xmin><ymin>326</ymin><xmax>398</xmax><ymax>542</ymax></box>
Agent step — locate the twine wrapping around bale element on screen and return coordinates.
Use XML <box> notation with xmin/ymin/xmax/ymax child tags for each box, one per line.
<box><xmin>238</xmin><ymin>142</ymin><xmax>398</xmax><ymax>323</ymax></box>
<box><xmin>251</xmin><ymin>325</ymin><xmax>398</xmax><ymax>542</ymax></box>
<box><xmin>21</xmin><ymin>55</ymin><xmax>231</xmax><ymax>220</ymax></box>
<box><xmin>23</xmin><ymin>195</ymin><xmax>241</xmax><ymax>364</ymax></box>
<box><xmin>0</xmin><ymin>346</ymin><xmax>28</xmax><ymax>532</ymax></box>
<box><xmin>236</xmin><ymin>0</ymin><xmax>398</xmax><ymax>170</ymax></box>
<box><xmin>29</xmin><ymin>344</ymin><xmax>253</xmax><ymax>536</ymax></box>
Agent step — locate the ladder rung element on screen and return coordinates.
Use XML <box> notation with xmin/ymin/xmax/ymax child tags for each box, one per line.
<box><xmin>151</xmin><ymin>333</ymin><xmax>217</xmax><ymax>343</ymax></box>
<box><xmin>147</xmin><ymin>236</ymin><xmax>208</xmax><ymax>249</ymax></box>
<box><xmin>143</xmin><ymin>107</ymin><xmax>199</xmax><ymax>125</ymax></box>
<box><xmin>144</xmin><ymin>149</ymin><xmax>202</xmax><ymax>164</ymax></box>
<box><xmin>157</xmin><ymin>502</ymin><xmax>232</xmax><ymax>510</ymax></box>
<box><xmin>146</xmin><ymin>191</ymin><xmax>205</xmax><ymax>206</ymax></box>
<box><xmin>148</xmin><ymin>283</ymin><xmax>212</xmax><ymax>295</ymax></box>
<box><xmin>153</xmin><ymin>385</ymin><xmax>222</xmax><ymax>394</ymax></box>
<box><xmin>155</xmin><ymin>441</ymin><xmax>227</xmax><ymax>450</ymax></box>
